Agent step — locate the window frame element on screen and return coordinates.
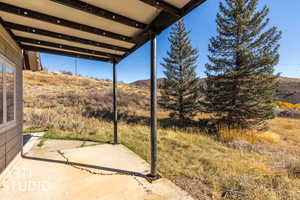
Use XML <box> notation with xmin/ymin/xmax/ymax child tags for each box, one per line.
<box><xmin>0</xmin><ymin>53</ymin><xmax>17</xmax><ymax>131</ymax></box>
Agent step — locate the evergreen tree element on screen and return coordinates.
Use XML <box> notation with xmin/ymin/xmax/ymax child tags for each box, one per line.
<box><xmin>202</xmin><ymin>0</ymin><xmax>281</xmax><ymax>129</ymax></box>
<box><xmin>160</xmin><ymin>19</ymin><xmax>200</xmax><ymax>121</ymax></box>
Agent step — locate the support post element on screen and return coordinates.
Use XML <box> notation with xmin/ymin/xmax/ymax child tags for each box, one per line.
<box><xmin>113</xmin><ymin>61</ymin><xmax>119</xmax><ymax>144</ymax></box>
<box><xmin>147</xmin><ymin>32</ymin><xmax>160</xmax><ymax>181</ymax></box>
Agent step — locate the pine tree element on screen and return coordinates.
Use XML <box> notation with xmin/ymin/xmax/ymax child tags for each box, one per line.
<box><xmin>160</xmin><ymin>19</ymin><xmax>200</xmax><ymax>121</ymax></box>
<box><xmin>202</xmin><ymin>0</ymin><xmax>281</xmax><ymax>129</ymax></box>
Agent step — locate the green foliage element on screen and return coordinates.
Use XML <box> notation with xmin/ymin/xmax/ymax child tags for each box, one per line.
<box><xmin>202</xmin><ymin>0</ymin><xmax>282</xmax><ymax>129</ymax></box>
<box><xmin>160</xmin><ymin>19</ymin><xmax>201</xmax><ymax>121</ymax></box>
<box><xmin>23</xmin><ymin>128</ymin><xmax>46</xmax><ymax>134</ymax></box>
<box><xmin>37</xmin><ymin>137</ymin><xmax>47</xmax><ymax>147</ymax></box>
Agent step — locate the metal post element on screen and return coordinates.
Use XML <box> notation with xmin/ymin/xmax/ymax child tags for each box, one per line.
<box><xmin>113</xmin><ymin>62</ymin><xmax>119</xmax><ymax>144</ymax></box>
<box><xmin>148</xmin><ymin>32</ymin><xmax>159</xmax><ymax>180</ymax></box>
<box><xmin>74</xmin><ymin>58</ymin><xmax>78</xmax><ymax>76</ymax></box>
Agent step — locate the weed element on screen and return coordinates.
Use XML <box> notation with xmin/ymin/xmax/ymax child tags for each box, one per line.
<box><xmin>23</xmin><ymin>128</ymin><xmax>45</xmax><ymax>134</ymax></box>
<box><xmin>37</xmin><ymin>137</ymin><xmax>47</xmax><ymax>147</ymax></box>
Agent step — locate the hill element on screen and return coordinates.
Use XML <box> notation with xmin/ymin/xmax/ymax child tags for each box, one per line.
<box><xmin>130</xmin><ymin>78</ymin><xmax>165</xmax><ymax>88</ymax></box>
<box><xmin>131</xmin><ymin>77</ymin><xmax>300</xmax><ymax>104</ymax></box>
<box><xmin>277</xmin><ymin>77</ymin><xmax>300</xmax><ymax>104</ymax></box>
<box><xmin>24</xmin><ymin>70</ymin><xmax>151</xmax><ymax>121</ymax></box>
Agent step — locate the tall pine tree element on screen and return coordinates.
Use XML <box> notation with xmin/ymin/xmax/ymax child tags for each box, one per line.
<box><xmin>203</xmin><ymin>0</ymin><xmax>281</xmax><ymax>129</ymax></box>
<box><xmin>160</xmin><ymin>19</ymin><xmax>200</xmax><ymax>121</ymax></box>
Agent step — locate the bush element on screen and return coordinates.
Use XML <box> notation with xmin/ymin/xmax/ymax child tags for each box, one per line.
<box><xmin>286</xmin><ymin>161</ymin><xmax>300</xmax><ymax>178</ymax></box>
<box><xmin>277</xmin><ymin>108</ymin><xmax>300</xmax><ymax>119</ymax></box>
<box><xmin>276</xmin><ymin>102</ymin><xmax>300</xmax><ymax>119</ymax></box>
<box><xmin>24</xmin><ymin>107</ymin><xmax>101</xmax><ymax>135</ymax></box>
<box><xmin>60</xmin><ymin>70</ymin><xmax>73</xmax><ymax>75</ymax></box>
<box><xmin>276</xmin><ymin>101</ymin><xmax>295</xmax><ymax>109</ymax></box>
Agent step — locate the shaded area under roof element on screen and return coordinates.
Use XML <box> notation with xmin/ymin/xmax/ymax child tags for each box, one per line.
<box><xmin>0</xmin><ymin>0</ymin><xmax>206</xmax><ymax>64</ymax></box>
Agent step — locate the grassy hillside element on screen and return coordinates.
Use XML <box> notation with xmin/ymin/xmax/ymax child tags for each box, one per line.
<box><xmin>23</xmin><ymin>71</ymin><xmax>300</xmax><ymax>200</ymax></box>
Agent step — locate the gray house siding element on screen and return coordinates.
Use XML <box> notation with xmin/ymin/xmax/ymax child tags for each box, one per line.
<box><xmin>0</xmin><ymin>23</ymin><xmax>23</xmax><ymax>175</ymax></box>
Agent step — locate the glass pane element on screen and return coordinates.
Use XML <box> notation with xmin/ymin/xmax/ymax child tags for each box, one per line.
<box><xmin>6</xmin><ymin>67</ymin><xmax>15</xmax><ymax>122</ymax></box>
<box><xmin>0</xmin><ymin>63</ymin><xmax>3</xmax><ymax>124</ymax></box>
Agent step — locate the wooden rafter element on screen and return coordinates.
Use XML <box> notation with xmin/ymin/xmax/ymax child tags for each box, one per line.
<box><xmin>138</xmin><ymin>0</ymin><xmax>181</xmax><ymax>16</ymax></box>
<box><xmin>3</xmin><ymin>21</ymin><xmax>130</xmax><ymax>53</ymax></box>
<box><xmin>50</xmin><ymin>0</ymin><xmax>146</xmax><ymax>29</ymax></box>
<box><xmin>15</xmin><ymin>36</ymin><xmax>122</xmax><ymax>60</ymax></box>
<box><xmin>0</xmin><ymin>2</ymin><xmax>132</xmax><ymax>43</ymax></box>
<box><xmin>21</xmin><ymin>44</ymin><xmax>112</xmax><ymax>63</ymax></box>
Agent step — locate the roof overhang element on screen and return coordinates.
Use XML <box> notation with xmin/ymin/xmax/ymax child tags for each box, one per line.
<box><xmin>0</xmin><ymin>0</ymin><xmax>206</xmax><ymax>64</ymax></box>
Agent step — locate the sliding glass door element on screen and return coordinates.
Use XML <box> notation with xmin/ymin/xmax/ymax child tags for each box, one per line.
<box><xmin>0</xmin><ymin>55</ymin><xmax>16</xmax><ymax>128</ymax></box>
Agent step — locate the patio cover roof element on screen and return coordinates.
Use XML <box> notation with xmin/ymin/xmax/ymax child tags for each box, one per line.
<box><xmin>0</xmin><ymin>0</ymin><xmax>206</xmax><ymax>64</ymax></box>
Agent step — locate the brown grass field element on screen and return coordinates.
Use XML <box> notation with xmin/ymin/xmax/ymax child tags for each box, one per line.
<box><xmin>23</xmin><ymin>71</ymin><xmax>300</xmax><ymax>200</ymax></box>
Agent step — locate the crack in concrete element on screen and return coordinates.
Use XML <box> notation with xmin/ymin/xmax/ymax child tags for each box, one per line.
<box><xmin>57</xmin><ymin>150</ymin><xmax>117</xmax><ymax>176</ymax></box>
<box><xmin>56</xmin><ymin>150</ymin><xmax>152</xmax><ymax>194</ymax></box>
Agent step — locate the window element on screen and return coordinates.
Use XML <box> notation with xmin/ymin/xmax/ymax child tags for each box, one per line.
<box><xmin>0</xmin><ymin>63</ymin><xmax>3</xmax><ymax>124</ymax></box>
<box><xmin>6</xmin><ymin>67</ymin><xmax>15</xmax><ymax>122</ymax></box>
<box><xmin>0</xmin><ymin>56</ymin><xmax>16</xmax><ymax>126</ymax></box>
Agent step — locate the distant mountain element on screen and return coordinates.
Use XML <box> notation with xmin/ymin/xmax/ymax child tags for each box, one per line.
<box><xmin>130</xmin><ymin>78</ymin><xmax>164</xmax><ymax>88</ymax></box>
<box><xmin>130</xmin><ymin>77</ymin><xmax>300</xmax><ymax>104</ymax></box>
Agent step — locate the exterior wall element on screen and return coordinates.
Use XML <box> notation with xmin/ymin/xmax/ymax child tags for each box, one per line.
<box><xmin>0</xmin><ymin>24</ymin><xmax>23</xmax><ymax>174</ymax></box>
<box><xmin>0</xmin><ymin>27</ymin><xmax>23</xmax><ymax>67</ymax></box>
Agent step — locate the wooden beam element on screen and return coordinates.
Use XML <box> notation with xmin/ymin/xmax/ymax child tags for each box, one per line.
<box><xmin>15</xmin><ymin>36</ymin><xmax>122</xmax><ymax>60</ymax></box>
<box><xmin>126</xmin><ymin>0</ymin><xmax>207</xmax><ymax>63</ymax></box>
<box><xmin>21</xmin><ymin>45</ymin><xmax>112</xmax><ymax>63</ymax></box>
<box><xmin>50</xmin><ymin>0</ymin><xmax>146</xmax><ymax>29</ymax></box>
<box><xmin>0</xmin><ymin>17</ymin><xmax>22</xmax><ymax>48</ymax></box>
<box><xmin>0</xmin><ymin>2</ymin><xmax>132</xmax><ymax>42</ymax></box>
<box><xmin>181</xmin><ymin>0</ymin><xmax>207</xmax><ymax>16</ymax></box>
<box><xmin>138</xmin><ymin>0</ymin><xmax>181</xmax><ymax>16</ymax></box>
<box><xmin>3</xmin><ymin>21</ymin><xmax>130</xmax><ymax>53</ymax></box>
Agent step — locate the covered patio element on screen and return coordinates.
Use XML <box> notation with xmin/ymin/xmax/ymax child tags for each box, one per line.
<box><xmin>0</xmin><ymin>0</ymin><xmax>206</xmax><ymax>182</ymax></box>
<box><xmin>0</xmin><ymin>133</ymin><xmax>194</xmax><ymax>200</ymax></box>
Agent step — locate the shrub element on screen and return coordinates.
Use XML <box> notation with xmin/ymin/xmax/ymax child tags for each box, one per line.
<box><xmin>276</xmin><ymin>101</ymin><xmax>295</xmax><ymax>109</ymax></box>
<box><xmin>276</xmin><ymin>101</ymin><xmax>300</xmax><ymax>119</ymax></box>
<box><xmin>286</xmin><ymin>161</ymin><xmax>300</xmax><ymax>178</ymax></box>
<box><xmin>277</xmin><ymin>108</ymin><xmax>300</xmax><ymax>119</ymax></box>
<box><xmin>60</xmin><ymin>70</ymin><xmax>73</xmax><ymax>75</ymax></box>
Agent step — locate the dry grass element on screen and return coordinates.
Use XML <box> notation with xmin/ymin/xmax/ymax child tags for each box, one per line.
<box><xmin>269</xmin><ymin>118</ymin><xmax>300</xmax><ymax>138</ymax></box>
<box><xmin>23</xmin><ymin>71</ymin><xmax>300</xmax><ymax>200</ymax></box>
<box><xmin>217</xmin><ymin>127</ymin><xmax>260</xmax><ymax>145</ymax></box>
<box><xmin>24</xmin><ymin>106</ymin><xmax>300</xmax><ymax>200</ymax></box>
<box><xmin>217</xmin><ymin>127</ymin><xmax>281</xmax><ymax>146</ymax></box>
<box><xmin>257</xmin><ymin>131</ymin><xmax>281</xmax><ymax>143</ymax></box>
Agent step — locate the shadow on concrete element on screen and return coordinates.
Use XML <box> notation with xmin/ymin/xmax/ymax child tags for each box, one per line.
<box><xmin>22</xmin><ymin>154</ymin><xmax>146</xmax><ymax>178</ymax></box>
<box><xmin>23</xmin><ymin>134</ymin><xmax>42</xmax><ymax>146</ymax></box>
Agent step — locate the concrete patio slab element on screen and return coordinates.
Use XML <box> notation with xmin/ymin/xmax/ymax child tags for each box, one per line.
<box><xmin>0</xmin><ymin>135</ymin><xmax>193</xmax><ymax>200</ymax></box>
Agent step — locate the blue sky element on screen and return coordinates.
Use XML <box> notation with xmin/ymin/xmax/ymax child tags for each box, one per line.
<box><xmin>41</xmin><ymin>0</ymin><xmax>300</xmax><ymax>83</ymax></box>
